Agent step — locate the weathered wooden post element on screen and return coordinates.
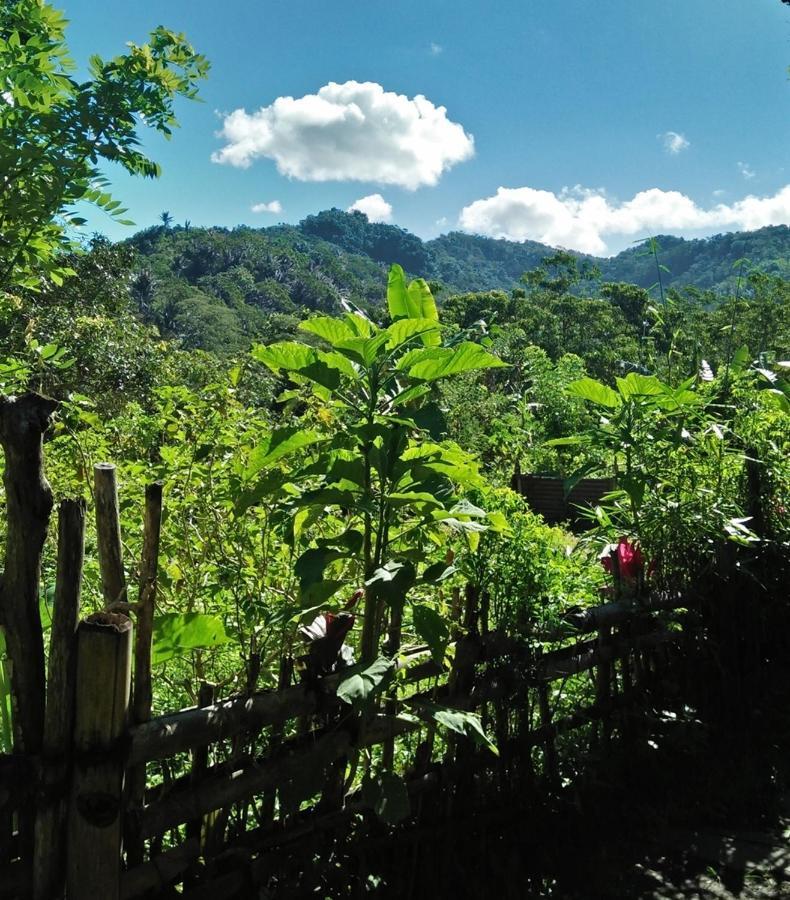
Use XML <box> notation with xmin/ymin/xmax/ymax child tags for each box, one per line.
<box><xmin>0</xmin><ymin>393</ymin><xmax>58</xmax><ymax>757</ymax></box>
<box><xmin>33</xmin><ymin>499</ymin><xmax>86</xmax><ymax>900</ymax></box>
<box><xmin>132</xmin><ymin>481</ymin><xmax>163</xmax><ymax>726</ymax></box>
<box><xmin>94</xmin><ymin>464</ymin><xmax>127</xmax><ymax>609</ymax></box>
<box><xmin>595</xmin><ymin>625</ymin><xmax>613</xmax><ymax>747</ymax></box>
<box><xmin>67</xmin><ymin>612</ymin><xmax>132</xmax><ymax>900</ymax></box>
<box><xmin>126</xmin><ymin>482</ymin><xmax>164</xmax><ymax>866</ymax></box>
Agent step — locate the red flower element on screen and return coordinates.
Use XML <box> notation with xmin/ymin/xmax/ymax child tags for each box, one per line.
<box><xmin>600</xmin><ymin>537</ymin><xmax>644</xmax><ymax>581</ymax></box>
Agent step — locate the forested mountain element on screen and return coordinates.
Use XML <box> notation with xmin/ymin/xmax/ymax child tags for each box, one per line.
<box><xmin>124</xmin><ymin>210</ymin><xmax>790</xmax><ymax>353</ymax></box>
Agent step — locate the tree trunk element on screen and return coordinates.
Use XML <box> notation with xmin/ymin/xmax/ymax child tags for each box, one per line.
<box><xmin>33</xmin><ymin>499</ymin><xmax>85</xmax><ymax>900</ymax></box>
<box><xmin>0</xmin><ymin>392</ymin><xmax>58</xmax><ymax>756</ymax></box>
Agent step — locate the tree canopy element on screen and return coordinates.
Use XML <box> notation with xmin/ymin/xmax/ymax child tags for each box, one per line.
<box><xmin>0</xmin><ymin>0</ymin><xmax>208</xmax><ymax>290</ymax></box>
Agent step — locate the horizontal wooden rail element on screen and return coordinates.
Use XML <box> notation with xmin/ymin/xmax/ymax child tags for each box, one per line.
<box><xmin>133</xmin><ymin>713</ymin><xmax>417</xmax><ymax>840</ymax></box>
<box><xmin>128</xmin><ymin>645</ymin><xmax>435</xmax><ymax>766</ymax></box>
<box><xmin>128</xmin><ymin>599</ymin><xmax>687</xmax><ymax>768</ymax></box>
<box><xmin>536</xmin><ymin>629</ymin><xmax>680</xmax><ymax>682</ymax></box>
<box><xmin>538</xmin><ymin>591</ymin><xmax>690</xmax><ymax>640</ymax></box>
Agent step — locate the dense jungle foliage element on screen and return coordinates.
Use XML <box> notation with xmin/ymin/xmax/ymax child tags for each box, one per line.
<box><xmin>113</xmin><ymin>214</ymin><xmax>790</xmax><ymax>354</ymax></box>
<box><xmin>0</xmin><ymin>2</ymin><xmax>788</xmax><ymax>837</ymax></box>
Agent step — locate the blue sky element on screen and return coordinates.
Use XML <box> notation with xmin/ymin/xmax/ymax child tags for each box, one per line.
<box><xmin>65</xmin><ymin>0</ymin><xmax>790</xmax><ymax>255</ymax></box>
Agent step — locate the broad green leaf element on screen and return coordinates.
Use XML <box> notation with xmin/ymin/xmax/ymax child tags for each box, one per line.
<box><xmin>299</xmin><ymin>316</ymin><xmax>357</xmax><ymax>346</ymax></box>
<box><xmin>408</xmin><ymin>342</ymin><xmax>507</xmax><ymax>381</ymax></box>
<box><xmin>336</xmin><ymin>656</ymin><xmax>395</xmax><ymax>707</ymax></box>
<box><xmin>343</xmin><ymin>312</ymin><xmax>375</xmax><ymax>337</ymax></box>
<box><xmin>252</xmin><ymin>342</ymin><xmax>340</xmax><ymax>391</ymax></box>
<box><xmin>299</xmin><ymin>580</ymin><xmax>345</xmax><ymax>608</ymax></box>
<box><xmin>567</xmin><ymin>378</ymin><xmax>621</xmax><ymax>408</ymax></box>
<box><xmin>152</xmin><ymin>614</ymin><xmax>230</xmax><ymax>665</ymax></box>
<box><xmin>412</xmin><ymin>701</ymin><xmax>499</xmax><ymax>756</ymax></box>
<box><xmin>361</xmin><ymin>772</ymin><xmax>411</xmax><ymax>825</ymax></box>
<box><xmin>731</xmin><ymin>345</ymin><xmax>751</xmax><ymax>374</ymax></box>
<box><xmin>386</xmin><ymin>264</ymin><xmax>410</xmax><ymax>321</ymax></box>
<box><xmin>252</xmin><ymin>341</ymin><xmax>315</xmax><ymax>373</ymax></box>
<box><xmin>384</xmin><ymin>318</ymin><xmax>441</xmax><ymax>351</ymax></box>
<box><xmin>366</xmin><ymin>561</ymin><xmax>416</xmax><ymax>608</ymax></box>
<box><xmin>412</xmin><ymin>603</ymin><xmax>450</xmax><ymax>664</ymax></box>
<box><xmin>245</xmin><ymin>428</ymin><xmax>323</xmax><ymax>477</ymax></box>
<box><xmin>615</xmin><ymin>373</ymin><xmax>666</xmax><ymax>399</ymax></box>
<box><xmin>294</xmin><ymin>547</ymin><xmax>350</xmax><ymax>589</ymax></box>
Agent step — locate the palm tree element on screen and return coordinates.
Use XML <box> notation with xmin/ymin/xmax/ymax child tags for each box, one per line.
<box><xmin>160</xmin><ymin>210</ymin><xmax>174</xmax><ymax>229</ymax></box>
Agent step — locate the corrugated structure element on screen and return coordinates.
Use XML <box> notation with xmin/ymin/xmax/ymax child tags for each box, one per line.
<box><xmin>511</xmin><ymin>474</ymin><xmax>615</xmax><ymax>529</ymax></box>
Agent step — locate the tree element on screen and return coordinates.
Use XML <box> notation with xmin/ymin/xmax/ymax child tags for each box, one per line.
<box><xmin>0</xmin><ymin>0</ymin><xmax>209</xmax><ymax>291</ymax></box>
<box><xmin>160</xmin><ymin>210</ymin><xmax>175</xmax><ymax>229</ymax></box>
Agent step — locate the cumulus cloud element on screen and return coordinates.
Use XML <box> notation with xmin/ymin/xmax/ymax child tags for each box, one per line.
<box><xmin>660</xmin><ymin>131</ymin><xmax>690</xmax><ymax>154</ymax></box>
<box><xmin>251</xmin><ymin>200</ymin><xmax>282</xmax><ymax>214</ymax></box>
<box><xmin>212</xmin><ymin>81</ymin><xmax>474</xmax><ymax>190</ymax></box>
<box><xmin>458</xmin><ymin>184</ymin><xmax>790</xmax><ymax>255</ymax></box>
<box><xmin>348</xmin><ymin>193</ymin><xmax>392</xmax><ymax>223</ymax></box>
<box><xmin>429</xmin><ymin>42</ymin><xmax>443</xmax><ymax>55</ymax></box>
<box><xmin>738</xmin><ymin>161</ymin><xmax>756</xmax><ymax>180</ymax></box>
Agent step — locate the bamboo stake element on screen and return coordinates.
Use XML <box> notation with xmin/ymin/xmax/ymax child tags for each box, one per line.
<box><xmin>33</xmin><ymin>499</ymin><xmax>86</xmax><ymax>900</ymax></box>
<box><xmin>186</xmin><ymin>681</ymin><xmax>215</xmax><ymax>851</ymax></box>
<box><xmin>125</xmin><ymin>482</ymin><xmax>164</xmax><ymax>866</ymax></box>
<box><xmin>67</xmin><ymin>613</ymin><xmax>132</xmax><ymax>900</ymax></box>
<box><xmin>537</xmin><ymin>682</ymin><xmax>560</xmax><ymax>789</ymax></box>
<box><xmin>94</xmin><ymin>463</ymin><xmax>127</xmax><ymax>608</ymax></box>
<box><xmin>595</xmin><ymin>625</ymin><xmax>613</xmax><ymax>748</ymax></box>
<box><xmin>132</xmin><ymin>482</ymin><xmax>163</xmax><ymax>725</ymax></box>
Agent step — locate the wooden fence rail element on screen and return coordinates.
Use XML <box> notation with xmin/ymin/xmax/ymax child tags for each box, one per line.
<box><xmin>0</xmin><ymin>587</ymin><xmax>694</xmax><ymax>899</ymax></box>
<box><xmin>0</xmin><ymin>441</ymin><xmax>701</xmax><ymax>899</ymax></box>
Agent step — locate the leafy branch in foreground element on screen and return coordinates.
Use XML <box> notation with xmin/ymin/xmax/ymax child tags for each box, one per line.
<box><xmin>0</xmin><ymin>0</ymin><xmax>209</xmax><ymax>290</ymax></box>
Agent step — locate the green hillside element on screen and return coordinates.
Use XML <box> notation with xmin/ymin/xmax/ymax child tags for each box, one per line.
<box><xmin>126</xmin><ymin>210</ymin><xmax>790</xmax><ymax>353</ymax></box>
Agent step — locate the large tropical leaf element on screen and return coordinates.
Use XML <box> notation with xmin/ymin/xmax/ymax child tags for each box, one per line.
<box><xmin>152</xmin><ymin>613</ymin><xmax>230</xmax><ymax>665</ymax></box>
<box><xmin>411</xmin><ymin>701</ymin><xmax>499</xmax><ymax>756</ymax></box>
<box><xmin>385</xmin><ymin>317</ymin><xmax>441</xmax><ymax>351</ymax></box>
<box><xmin>252</xmin><ymin>342</ymin><xmax>340</xmax><ymax>391</ymax></box>
<box><xmin>336</xmin><ymin>656</ymin><xmax>395</xmax><ymax>707</ymax></box>
<box><xmin>615</xmin><ymin>373</ymin><xmax>666</xmax><ymax>399</ymax></box>
<box><xmin>245</xmin><ymin>427</ymin><xmax>323</xmax><ymax>478</ymax></box>
<box><xmin>299</xmin><ymin>316</ymin><xmax>357</xmax><ymax>346</ymax></box>
<box><xmin>361</xmin><ymin>772</ymin><xmax>411</xmax><ymax>825</ymax></box>
<box><xmin>567</xmin><ymin>377</ymin><xmax>621</xmax><ymax>408</ymax></box>
<box><xmin>386</xmin><ymin>264</ymin><xmax>410</xmax><ymax>321</ymax></box>
<box><xmin>407</xmin><ymin>342</ymin><xmax>507</xmax><ymax>381</ymax></box>
<box><xmin>412</xmin><ymin>603</ymin><xmax>450</xmax><ymax>664</ymax></box>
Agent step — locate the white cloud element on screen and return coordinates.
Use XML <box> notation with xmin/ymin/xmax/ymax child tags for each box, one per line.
<box><xmin>251</xmin><ymin>200</ymin><xmax>282</xmax><ymax>214</ymax></box>
<box><xmin>212</xmin><ymin>81</ymin><xmax>474</xmax><ymax>190</ymax></box>
<box><xmin>458</xmin><ymin>184</ymin><xmax>790</xmax><ymax>255</ymax></box>
<box><xmin>660</xmin><ymin>131</ymin><xmax>690</xmax><ymax>154</ymax></box>
<box><xmin>348</xmin><ymin>193</ymin><xmax>393</xmax><ymax>223</ymax></box>
<box><xmin>429</xmin><ymin>42</ymin><xmax>443</xmax><ymax>55</ymax></box>
<box><xmin>738</xmin><ymin>161</ymin><xmax>756</xmax><ymax>180</ymax></box>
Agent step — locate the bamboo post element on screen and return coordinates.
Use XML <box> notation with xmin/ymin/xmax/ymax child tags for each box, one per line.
<box><xmin>33</xmin><ymin>499</ymin><xmax>86</xmax><ymax>900</ymax></box>
<box><xmin>94</xmin><ymin>464</ymin><xmax>127</xmax><ymax>609</ymax></box>
<box><xmin>537</xmin><ymin>681</ymin><xmax>560</xmax><ymax>789</ymax></box>
<box><xmin>125</xmin><ymin>482</ymin><xmax>164</xmax><ymax>867</ymax></box>
<box><xmin>595</xmin><ymin>625</ymin><xmax>613</xmax><ymax>747</ymax></box>
<box><xmin>186</xmin><ymin>681</ymin><xmax>215</xmax><ymax>851</ymax></box>
<box><xmin>67</xmin><ymin>613</ymin><xmax>132</xmax><ymax>900</ymax></box>
<box><xmin>132</xmin><ymin>482</ymin><xmax>163</xmax><ymax>726</ymax></box>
